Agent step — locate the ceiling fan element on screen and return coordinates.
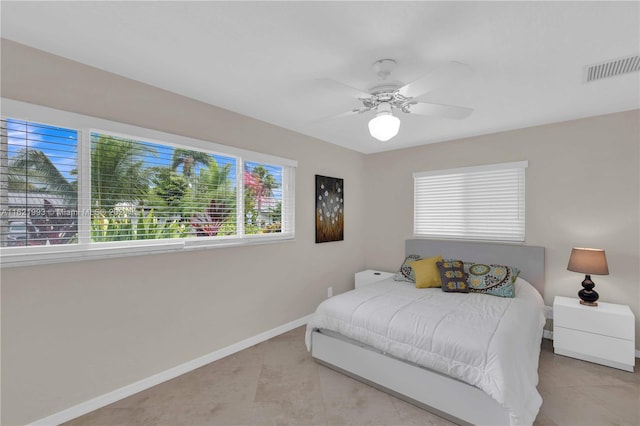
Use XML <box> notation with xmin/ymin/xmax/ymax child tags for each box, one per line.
<box><xmin>319</xmin><ymin>59</ymin><xmax>474</xmax><ymax>141</ymax></box>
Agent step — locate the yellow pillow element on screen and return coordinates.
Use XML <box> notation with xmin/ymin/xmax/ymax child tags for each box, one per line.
<box><xmin>409</xmin><ymin>255</ymin><xmax>443</xmax><ymax>288</ymax></box>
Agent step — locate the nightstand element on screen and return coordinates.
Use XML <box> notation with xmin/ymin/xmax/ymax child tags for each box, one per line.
<box><xmin>553</xmin><ymin>296</ymin><xmax>635</xmax><ymax>372</ymax></box>
<box><xmin>354</xmin><ymin>269</ymin><xmax>394</xmax><ymax>289</ymax></box>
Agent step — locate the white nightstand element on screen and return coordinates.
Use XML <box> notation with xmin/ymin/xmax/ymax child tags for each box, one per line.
<box><xmin>355</xmin><ymin>269</ymin><xmax>394</xmax><ymax>289</ymax></box>
<box><xmin>553</xmin><ymin>296</ymin><xmax>635</xmax><ymax>372</ymax></box>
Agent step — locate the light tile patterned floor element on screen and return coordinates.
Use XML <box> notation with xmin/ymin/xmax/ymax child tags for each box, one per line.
<box><xmin>64</xmin><ymin>327</ymin><xmax>640</xmax><ymax>426</ymax></box>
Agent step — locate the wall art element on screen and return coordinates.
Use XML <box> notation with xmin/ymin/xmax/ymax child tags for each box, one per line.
<box><xmin>315</xmin><ymin>175</ymin><xmax>344</xmax><ymax>243</ymax></box>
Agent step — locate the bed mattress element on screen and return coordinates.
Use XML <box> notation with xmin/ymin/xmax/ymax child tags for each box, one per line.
<box><xmin>305</xmin><ymin>276</ymin><xmax>546</xmax><ymax>425</ymax></box>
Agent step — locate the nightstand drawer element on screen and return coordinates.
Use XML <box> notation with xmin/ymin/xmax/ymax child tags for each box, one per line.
<box><xmin>553</xmin><ymin>297</ymin><xmax>634</xmax><ymax>340</ymax></box>
<box><xmin>554</xmin><ymin>327</ymin><xmax>635</xmax><ymax>370</ymax></box>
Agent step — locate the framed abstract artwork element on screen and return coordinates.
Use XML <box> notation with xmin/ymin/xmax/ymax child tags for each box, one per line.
<box><xmin>315</xmin><ymin>175</ymin><xmax>344</xmax><ymax>243</ymax></box>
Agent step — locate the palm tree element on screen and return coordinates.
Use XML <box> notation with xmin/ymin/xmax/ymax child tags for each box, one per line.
<box><xmin>251</xmin><ymin>165</ymin><xmax>279</xmax><ymax>226</ymax></box>
<box><xmin>171</xmin><ymin>149</ymin><xmax>211</xmax><ymax>179</ymax></box>
<box><xmin>199</xmin><ymin>159</ymin><xmax>232</xmax><ymax>194</ymax></box>
<box><xmin>247</xmin><ymin>165</ymin><xmax>278</xmax><ymax>226</ymax></box>
<box><xmin>91</xmin><ymin>134</ymin><xmax>156</xmax><ymax>212</ymax></box>
<box><xmin>189</xmin><ymin>158</ymin><xmax>235</xmax><ymax>235</ymax></box>
<box><xmin>8</xmin><ymin>148</ymin><xmax>77</xmax><ymax>201</ymax></box>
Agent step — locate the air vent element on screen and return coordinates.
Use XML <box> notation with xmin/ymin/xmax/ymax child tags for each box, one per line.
<box><xmin>585</xmin><ymin>55</ymin><xmax>640</xmax><ymax>82</ymax></box>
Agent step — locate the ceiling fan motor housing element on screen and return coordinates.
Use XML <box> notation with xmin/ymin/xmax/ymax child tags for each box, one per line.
<box><xmin>364</xmin><ymin>60</ymin><xmax>415</xmax><ymax>112</ymax></box>
<box><xmin>362</xmin><ymin>87</ymin><xmax>412</xmax><ymax>112</ymax></box>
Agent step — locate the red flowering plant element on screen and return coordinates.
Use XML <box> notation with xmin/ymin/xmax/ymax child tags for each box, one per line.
<box><xmin>190</xmin><ymin>198</ymin><xmax>234</xmax><ymax>237</ymax></box>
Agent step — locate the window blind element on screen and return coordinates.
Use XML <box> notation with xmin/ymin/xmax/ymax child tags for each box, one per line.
<box><xmin>413</xmin><ymin>161</ymin><xmax>527</xmax><ymax>242</ymax></box>
<box><xmin>89</xmin><ymin>131</ymin><xmax>240</xmax><ymax>243</ymax></box>
<box><xmin>0</xmin><ymin>104</ymin><xmax>296</xmax><ymax>266</ymax></box>
<box><xmin>0</xmin><ymin>118</ymin><xmax>78</xmax><ymax>248</ymax></box>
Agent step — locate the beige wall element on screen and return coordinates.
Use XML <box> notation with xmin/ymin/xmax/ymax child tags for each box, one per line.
<box><xmin>0</xmin><ymin>40</ymin><xmax>367</xmax><ymax>425</ymax></box>
<box><xmin>363</xmin><ymin>109</ymin><xmax>640</xmax><ymax>344</ymax></box>
<box><xmin>2</xmin><ymin>39</ymin><xmax>639</xmax><ymax>425</ymax></box>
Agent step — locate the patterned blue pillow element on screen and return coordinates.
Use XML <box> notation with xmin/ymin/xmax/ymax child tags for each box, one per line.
<box><xmin>394</xmin><ymin>254</ymin><xmax>421</xmax><ymax>282</ymax></box>
<box><xmin>463</xmin><ymin>263</ymin><xmax>520</xmax><ymax>298</ymax></box>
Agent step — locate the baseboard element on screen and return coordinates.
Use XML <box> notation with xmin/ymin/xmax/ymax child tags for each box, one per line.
<box><xmin>28</xmin><ymin>314</ymin><xmax>314</xmax><ymax>426</ymax></box>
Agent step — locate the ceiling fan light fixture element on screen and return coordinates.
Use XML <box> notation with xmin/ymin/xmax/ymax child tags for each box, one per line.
<box><xmin>368</xmin><ymin>103</ymin><xmax>400</xmax><ymax>141</ymax></box>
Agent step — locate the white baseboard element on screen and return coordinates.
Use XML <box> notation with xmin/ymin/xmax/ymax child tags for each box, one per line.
<box><xmin>28</xmin><ymin>314</ymin><xmax>314</xmax><ymax>426</ymax></box>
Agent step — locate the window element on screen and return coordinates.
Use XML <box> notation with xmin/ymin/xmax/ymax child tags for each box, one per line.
<box><xmin>413</xmin><ymin>161</ymin><xmax>527</xmax><ymax>242</ymax></box>
<box><xmin>0</xmin><ymin>100</ymin><xmax>296</xmax><ymax>266</ymax></box>
<box><xmin>87</xmin><ymin>131</ymin><xmax>241</xmax><ymax>243</ymax></box>
<box><xmin>1</xmin><ymin>119</ymin><xmax>78</xmax><ymax>247</ymax></box>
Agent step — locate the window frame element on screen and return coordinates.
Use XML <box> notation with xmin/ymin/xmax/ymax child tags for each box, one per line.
<box><xmin>1</xmin><ymin>99</ymin><xmax>296</xmax><ymax>267</ymax></box>
<box><xmin>413</xmin><ymin>161</ymin><xmax>527</xmax><ymax>243</ymax></box>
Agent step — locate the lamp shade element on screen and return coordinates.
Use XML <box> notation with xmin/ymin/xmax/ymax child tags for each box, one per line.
<box><xmin>368</xmin><ymin>102</ymin><xmax>400</xmax><ymax>141</ymax></box>
<box><xmin>567</xmin><ymin>247</ymin><xmax>609</xmax><ymax>275</ymax></box>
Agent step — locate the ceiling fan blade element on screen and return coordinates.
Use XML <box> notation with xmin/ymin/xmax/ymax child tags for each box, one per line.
<box><xmin>312</xmin><ymin>107</ymin><xmax>372</xmax><ymax>124</ymax></box>
<box><xmin>405</xmin><ymin>101</ymin><xmax>473</xmax><ymax>120</ymax></box>
<box><xmin>316</xmin><ymin>78</ymin><xmax>371</xmax><ymax>100</ymax></box>
<box><xmin>398</xmin><ymin>62</ymin><xmax>472</xmax><ymax>98</ymax></box>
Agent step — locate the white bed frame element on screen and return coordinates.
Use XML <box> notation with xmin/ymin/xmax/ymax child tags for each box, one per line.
<box><xmin>310</xmin><ymin>239</ymin><xmax>545</xmax><ymax>426</ymax></box>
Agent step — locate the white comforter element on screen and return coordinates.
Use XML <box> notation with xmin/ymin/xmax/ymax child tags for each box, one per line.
<box><xmin>305</xmin><ymin>277</ymin><xmax>545</xmax><ymax>426</ymax></box>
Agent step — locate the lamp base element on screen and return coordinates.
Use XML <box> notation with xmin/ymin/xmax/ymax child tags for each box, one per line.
<box><xmin>578</xmin><ymin>274</ymin><xmax>599</xmax><ymax>307</ymax></box>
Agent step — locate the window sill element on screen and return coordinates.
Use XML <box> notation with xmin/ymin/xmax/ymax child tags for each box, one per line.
<box><xmin>0</xmin><ymin>235</ymin><xmax>295</xmax><ymax>268</ymax></box>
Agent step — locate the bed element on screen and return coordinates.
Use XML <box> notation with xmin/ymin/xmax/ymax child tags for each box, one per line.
<box><xmin>305</xmin><ymin>239</ymin><xmax>546</xmax><ymax>426</ymax></box>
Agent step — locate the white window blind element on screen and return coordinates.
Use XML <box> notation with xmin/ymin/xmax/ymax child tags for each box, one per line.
<box><xmin>1</xmin><ymin>118</ymin><xmax>78</xmax><ymax>247</ymax></box>
<box><xmin>88</xmin><ymin>131</ymin><xmax>241</xmax><ymax>243</ymax></box>
<box><xmin>413</xmin><ymin>161</ymin><xmax>527</xmax><ymax>242</ymax></box>
<box><xmin>0</xmin><ymin>99</ymin><xmax>296</xmax><ymax>266</ymax></box>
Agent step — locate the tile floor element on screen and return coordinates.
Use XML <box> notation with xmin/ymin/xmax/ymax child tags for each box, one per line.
<box><xmin>64</xmin><ymin>327</ymin><xmax>639</xmax><ymax>426</ymax></box>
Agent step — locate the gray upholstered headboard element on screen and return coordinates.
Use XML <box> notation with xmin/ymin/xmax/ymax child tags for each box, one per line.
<box><xmin>405</xmin><ymin>239</ymin><xmax>545</xmax><ymax>295</ymax></box>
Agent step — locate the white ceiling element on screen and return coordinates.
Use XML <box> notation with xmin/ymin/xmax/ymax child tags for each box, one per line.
<box><xmin>1</xmin><ymin>1</ymin><xmax>639</xmax><ymax>154</ymax></box>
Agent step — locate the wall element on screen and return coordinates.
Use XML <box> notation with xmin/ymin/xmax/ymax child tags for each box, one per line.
<box><xmin>363</xmin><ymin>109</ymin><xmax>640</xmax><ymax>346</ymax></box>
<box><xmin>0</xmin><ymin>40</ymin><xmax>367</xmax><ymax>425</ymax></box>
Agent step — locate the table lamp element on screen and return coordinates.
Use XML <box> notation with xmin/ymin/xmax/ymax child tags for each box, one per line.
<box><xmin>567</xmin><ymin>247</ymin><xmax>609</xmax><ymax>306</ymax></box>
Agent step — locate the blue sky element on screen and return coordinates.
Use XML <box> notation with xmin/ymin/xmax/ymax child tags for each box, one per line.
<box><xmin>6</xmin><ymin>119</ymin><xmax>78</xmax><ymax>183</ymax></box>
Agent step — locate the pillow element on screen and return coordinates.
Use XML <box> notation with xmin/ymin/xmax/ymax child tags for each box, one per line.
<box><xmin>409</xmin><ymin>255</ymin><xmax>443</xmax><ymax>288</ymax></box>
<box><xmin>394</xmin><ymin>254</ymin><xmax>422</xmax><ymax>282</ymax></box>
<box><xmin>463</xmin><ymin>262</ymin><xmax>520</xmax><ymax>298</ymax></box>
<box><xmin>436</xmin><ymin>259</ymin><xmax>469</xmax><ymax>293</ymax></box>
